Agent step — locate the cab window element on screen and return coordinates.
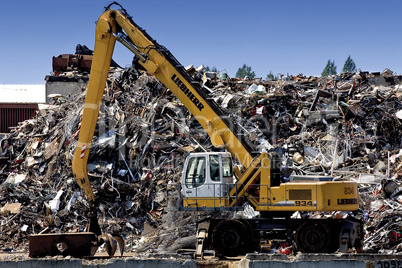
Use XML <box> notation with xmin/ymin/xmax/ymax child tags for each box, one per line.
<box><xmin>222</xmin><ymin>157</ymin><xmax>233</xmax><ymax>177</ymax></box>
<box><xmin>209</xmin><ymin>155</ymin><xmax>220</xmax><ymax>181</ymax></box>
<box><xmin>185</xmin><ymin>156</ymin><xmax>206</xmax><ymax>188</ymax></box>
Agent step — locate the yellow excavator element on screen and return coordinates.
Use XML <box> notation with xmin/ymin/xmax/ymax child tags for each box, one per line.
<box><xmin>29</xmin><ymin>2</ymin><xmax>362</xmax><ymax>258</ymax></box>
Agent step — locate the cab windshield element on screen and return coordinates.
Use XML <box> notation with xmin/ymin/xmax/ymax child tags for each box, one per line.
<box><xmin>185</xmin><ymin>156</ymin><xmax>206</xmax><ymax>188</ymax></box>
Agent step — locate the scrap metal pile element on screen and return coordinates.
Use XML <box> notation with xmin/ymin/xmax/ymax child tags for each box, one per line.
<box><xmin>1</xmin><ymin>66</ymin><xmax>402</xmax><ymax>254</ymax></box>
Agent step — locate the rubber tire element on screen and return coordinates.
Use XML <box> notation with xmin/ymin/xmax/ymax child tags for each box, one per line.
<box><xmin>212</xmin><ymin>220</ymin><xmax>251</xmax><ymax>257</ymax></box>
<box><xmin>295</xmin><ymin>222</ymin><xmax>335</xmax><ymax>253</ymax></box>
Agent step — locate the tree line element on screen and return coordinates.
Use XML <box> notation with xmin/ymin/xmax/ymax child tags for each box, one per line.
<box><xmin>321</xmin><ymin>56</ymin><xmax>356</xmax><ymax>77</ymax></box>
<box><xmin>203</xmin><ymin>56</ymin><xmax>357</xmax><ymax>81</ymax></box>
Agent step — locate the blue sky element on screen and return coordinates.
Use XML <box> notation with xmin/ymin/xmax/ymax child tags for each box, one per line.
<box><xmin>1</xmin><ymin>0</ymin><xmax>401</xmax><ymax>84</ymax></box>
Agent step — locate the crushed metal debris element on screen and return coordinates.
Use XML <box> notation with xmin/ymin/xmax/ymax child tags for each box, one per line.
<box><xmin>1</xmin><ymin>65</ymin><xmax>402</xmax><ymax>255</ymax></box>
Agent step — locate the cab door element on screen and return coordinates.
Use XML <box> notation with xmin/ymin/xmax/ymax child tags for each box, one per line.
<box><xmin>209</xmin><ymin>154</ymin><xmax>233</xmax><ymax>198</ymax></box>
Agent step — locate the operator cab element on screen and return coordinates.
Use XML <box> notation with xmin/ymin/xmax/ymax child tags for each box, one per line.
<box><xmin>182</xmin><ymin>152</ymin><xmax>234</xmax><ymax>198</ymax></box>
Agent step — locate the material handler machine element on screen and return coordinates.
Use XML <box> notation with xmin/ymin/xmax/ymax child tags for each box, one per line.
<box><xmin>29</xmin><ymin>2</ymin><xmax>362</xmax><ymax>258</ymax></box>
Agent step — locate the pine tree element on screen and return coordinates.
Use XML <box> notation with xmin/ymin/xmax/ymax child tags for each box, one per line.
<box><xmin>342</xmin><ymin>56</ymin><xmax>357</xmax><ymax>73</ymax></box>
<box><xmin>236</xmin><ymin>64</ymin><xmax>256</xmax><ymax>79</ymax></box>
<box><xmin>321</xmin><ymin>60</ymin><xmax>337</xmax><ymax>77</ymax></box>
<box><xmin>202</xmin><ymin>66</ymin><xmax>218</xmax><ymax>72</ymax></box>
<box><xmin>266</xmin><ymin>71</ymin><xmax>278</xmax><ymax>81</ymax></box>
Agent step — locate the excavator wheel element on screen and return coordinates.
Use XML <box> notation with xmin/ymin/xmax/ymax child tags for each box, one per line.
<box><xmin>295</xmin><ymin>222</ymin><xmax>335</xmax><ymax>253</ymax></box>
<box><xmin>211</xmin><ymin>220</ymin><xmax>252</xmax><ymax>257</ymax></box>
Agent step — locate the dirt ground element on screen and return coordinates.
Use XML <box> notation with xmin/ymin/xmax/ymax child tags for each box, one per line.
<box><xmin>0</xmin><ymin>251</ymin><xmax>241</xmax><ymax>267</ymax></box>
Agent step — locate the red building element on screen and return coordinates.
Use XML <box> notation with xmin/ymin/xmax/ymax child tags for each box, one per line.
<box><xmin>0</xmin><ymin>84</ymin><xmax>45</xmax><ymax>133</ymax></box>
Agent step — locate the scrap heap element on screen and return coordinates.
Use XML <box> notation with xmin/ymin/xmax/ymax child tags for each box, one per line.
<box><xmin>0</xmin><ymin>66</ymin><xmax>402</xmax><ymax>254</ymax></box>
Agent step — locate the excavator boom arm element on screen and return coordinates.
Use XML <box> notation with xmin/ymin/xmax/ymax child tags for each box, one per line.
<box><xmin>72</xmin><ymin>6</ymin><xmax>254</xmax><ymax>200</ymax></box>
<box><xmin>72</xmin><ymin>11</ymin><xmax>117</xmax><ymax>201</ymax></box>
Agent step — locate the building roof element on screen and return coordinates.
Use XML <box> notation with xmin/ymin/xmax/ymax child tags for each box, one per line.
<box><xmin>0</xmin><ymin>84</ymin><xmax>46</xmax><ymax>104</ymax></box>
